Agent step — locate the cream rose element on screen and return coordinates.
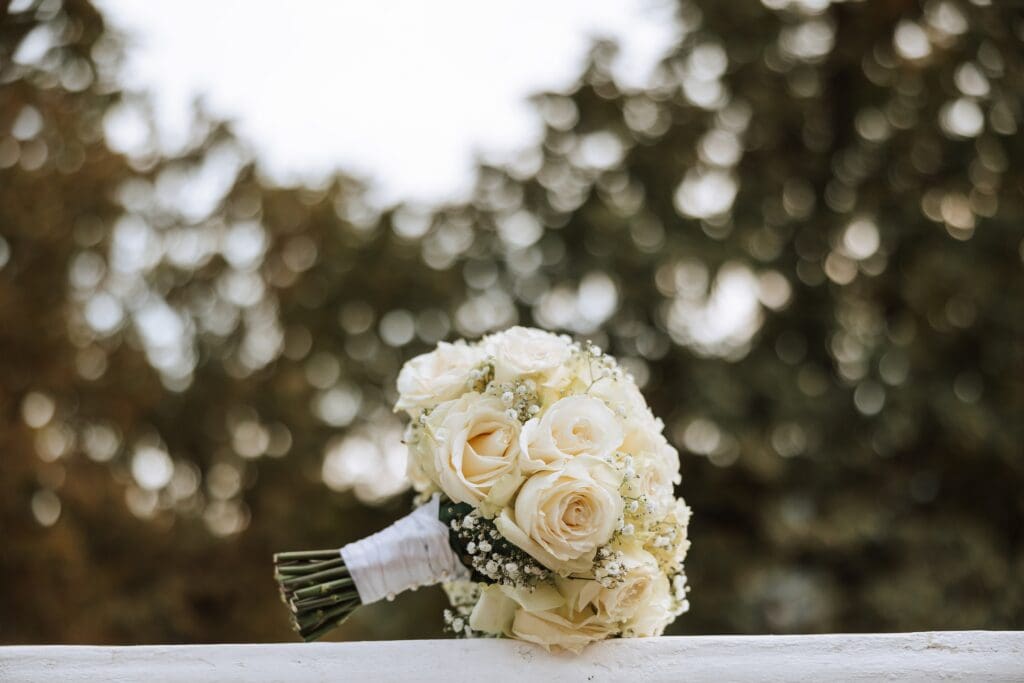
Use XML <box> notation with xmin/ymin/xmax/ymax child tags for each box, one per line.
<box><xmin>562</xmin><ymin>549</ymin><xmax>664</xmax><ymax>628</ymax></box>
<box><xmin>642</xmin><ymin>497</ymin><xmax>692</xmax><ymax>573</ymax></box>
<box><xmin>510</xmin><ymin>604</ymin><xmax>613</xmax><ymax>653</ymax></box>
<box><xmin>395</xmin><ymin>341</ymin><xmax>485</xmax><ymax>413</ymax></box>
<box><xmin>495</xmin><ymin>456</ymin><xmax>623</xmax><ymax>574</ymax></box>
<box><xmin>487</xmin><ymin>326</ymin><xmax>572</xmax><ymax>385</ymax></box>
<box><xmin>589</xmin><ymin>374</ymin><xmax>652</xmax><ymax>422</ymax></box>
<box><xmin>427</xmin><ymin>393</ymin><xmax>523</xmax><ymax>508</ymax></box>
<box><xmin>519</xmin><ymin>396</ymin><xmax>624</xmax><ymax>472</ymax></box>
<box><xmin>469</xmin><ymin>584</ymin><xmax>518</xmax><ymax>636</ymax></box>
<box><xmin>626</xmin><ymin>437</ymin><xmax>681</xmax><ymax>516</ymax></box>
<box><xmin>469</xmin><ymin>582</ymin><xmax>566</xmax><ymax>638</ymax></box>
<box><xmin>616</xmin><ymin>408</ymin><xmax>666</xmax><ymax>454</ymax></box>
<box><xmin>621</xmin><ymin>571</ymin><xmax>674</xmax><ymax>637</ymax></box>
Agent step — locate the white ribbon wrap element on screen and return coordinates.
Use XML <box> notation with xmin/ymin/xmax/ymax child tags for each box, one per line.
<box><xmin>340</xmin><ymin>495</ymin><xmax>469</xmax><ymax>605</ymax></box>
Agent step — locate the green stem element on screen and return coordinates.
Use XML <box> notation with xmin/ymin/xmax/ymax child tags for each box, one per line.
<box><xmin>281</xmin><ymin>566</ymin><xmax>351</xmax><ymax>589</ymax></box>
<box><xmin>301</xmin><ymin>606</ymin><xmax>357</xmax><ymax>643</ymax></box>
<box><xmin>275</xmin><ymin>558</ymin><xmax>344</xmax><ymax>576</ymax></box>
<box><xmin>274</xmin><ymin>549</ymin><xmax>339</xmax><ymax>562</ymax></box>
<box><xmin>295</xmin><ymin>595</ymin><xmax>357</xmax><ymax>625</ymax></box>
<box><xmin>273</xmin><ymin>547</ymin><xmax>367</xmax><ymax>641</ymax></box>
<box><xmin>289</xmin><ymin>592</ymin><xmax>358</xmax><ymax>612</ymax></box>
<box><xmin>291</xmin><ymin>576</ymin><xmax>355</xmax><ymax>600</ymax></box>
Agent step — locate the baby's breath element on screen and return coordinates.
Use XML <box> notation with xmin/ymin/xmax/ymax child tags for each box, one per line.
<box><xmin>442</xmin><ymin>583</ymin><xmax>489</xmax><ymax>639</ymax></box>
<box><xmin>467</xmin><ymin>361</ymin><xmax>495</xmax><ymax>394</ymax></box>
<box><xmin>594</xmin><ymin>545</ymin><xmax>627</xmax><ymax>588</ymax></box>
<box><xmin>484</xmin><ymin>378</ymin><xmax>541</xmax><ymax>423</ymax></box>
<box><xmin>444</xmin><ymin>503</ymin><xmax>551</xmax><ymax>588</ymax></box>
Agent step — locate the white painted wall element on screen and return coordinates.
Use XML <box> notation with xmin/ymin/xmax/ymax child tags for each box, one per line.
<box><xmin>2</xmin><ymin>632</ymin><xmax>1022</xmax><ymax>682</ymax></box>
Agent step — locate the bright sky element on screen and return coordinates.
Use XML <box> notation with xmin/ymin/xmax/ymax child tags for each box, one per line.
<box><xmin>96</xmin><ymin>0</ymin><xmax>680</xmax><ymax>205</ymax></box>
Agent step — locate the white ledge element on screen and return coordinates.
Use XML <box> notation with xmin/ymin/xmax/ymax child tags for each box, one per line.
<box><xmin>2</xmin><ymin>631</ymin><xmax>1022</xmax><ymax>682</ymax></box>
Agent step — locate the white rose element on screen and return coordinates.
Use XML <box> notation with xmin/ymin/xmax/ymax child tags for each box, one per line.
<box><xmin>519</xmin><ymin>396</ymin><xmax>624</xmax><ymax>472</ymax></box>
<box><xmin>562</xmin><ymin>549</ymin><xmax>665</xmax><ymax>629</ymax></box>
<box><xmin>469</xmin><ymin>582</ymin><xmax>566</xmax><ymax>638</ymax></box>
<box><xmin>495</xmin><ymin>456</ymin><xmax>623</xmax><ymax>574</ymax></box>
<box><xmin>510</xmin><ymin>604</ymin><xmax>613</xmax><ymax>653</ymax></box>
<box><xmin>626</xmin><ymin>436</ymin><xmax>681</xmax><ymax>516</ymax></box>
<box><xmin>487</xmin><ymin>326</ymin><xmax>572</xmax><ymax>385</ymax></box>
<box><xmin>427</xmin><ymin>393</ymin><xmax>523</xmax><ymax>508</ymax></box>
<box><xmin>589</xmin><ymin>375</ymin><xmax>653</xmax><ymax>424</ymax></box>
<box><xmin>469</xmin><ymin>581</ymin><xmax>616</xmax><ymax>652</ymax></box>
<box><xmin>642</xmin><ymin>497</ymin><xmax>692</xmax><ymax>573</ymax></box>
<box><xmin>469</xmin><ymin>584</ymin><xmax>518</xmax><ymax>636</ymax></box>
<box><xmin>621</xmin><ymin>570</ymin><xmax>674</xmax><ymax>637</ymax></box>
<box><xmin>395</xmin><ymin>341</ymin><xmax>485</xmax><ymax>413</ymax></box>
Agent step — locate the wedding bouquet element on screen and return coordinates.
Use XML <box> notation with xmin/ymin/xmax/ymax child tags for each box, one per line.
<box><xmin>274</xmin><ymin>326</ymin><xmax>690</xmax><ymax>651</ymax></box>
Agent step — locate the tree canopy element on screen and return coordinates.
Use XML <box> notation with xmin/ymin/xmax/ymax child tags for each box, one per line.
<box><xmin>1</xmin><ymin>0</ymin><xmax>1022</xmax><ymax>643</ymax></box>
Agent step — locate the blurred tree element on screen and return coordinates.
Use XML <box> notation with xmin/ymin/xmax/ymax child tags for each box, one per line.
<box><xmin>1</xmin><ymin>0</ymin><xmax>1022</xmax><ymax>645</ymax></box>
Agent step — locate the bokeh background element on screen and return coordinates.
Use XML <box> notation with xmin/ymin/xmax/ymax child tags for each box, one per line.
<box><xmin>2</xmin><ymin>0</ymin><xmax>1023</xmax><ymax>645</ymax></box>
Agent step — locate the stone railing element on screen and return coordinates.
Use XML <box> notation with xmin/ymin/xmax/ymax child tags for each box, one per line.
<box><xmin>2</xmin><ymin>631</ymin><xmax>1021</xmax><ymax>682</ymax></box>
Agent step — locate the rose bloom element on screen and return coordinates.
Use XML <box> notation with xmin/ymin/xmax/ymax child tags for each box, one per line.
<box><xmin>496</xmin><ymin>456</ymin><xmax>623</xmax><ymax>574</ymax></box>
<box><xmin>510</xmin><ymin>604</ymin><xmax>614</xmax><ymax>653</ymax></box>
<box><xmin>395</xmin><ymin>341</ymin><xmax>485</xmax><ymax>413</ymax></box>
<box><xmin>588</xmin><ymin>374</ymin><xmax>653</xmax><ymax>424</ymax></box>
<box><xmin>614</xmin><ymin>402</ymin><xmax>668</xmax><ymax>456</ymax></box>
<box><xmin>620</xmin><ymin>570</ymin><xmax>674</xmax><ymax>637</ymax></box>
<box><xmin>624</xmin><ymin>436</ymin><xmax>681</xmax><ymax>517</ymax></box>
<box><xmin>468</xmin><ymin>582</ymin><xmax>563</xmax><ymax>635</ymax></box>
<box><xmin>642</xmin><ymin>497</ymin><xmax>692</xmax><ymax>573</ymax></box>
<box><xmin>561</xmin><ymin>548</ymin><xmax>671</xmax><ymax>636</ymax></box>
<box><xmin>426</xmin><ymin>393</ymin><xmax>523</xmax><ymax>507</ymax></box>
<box><xmin>469</xmin><ymin>583</ymin><xmax>612</xmax><ymax>653</ymax></box>
<box><xmin>486</xmin><ymin>326</ymin><xmax>572</xmax><ymax>385</ymax></box>
<box><xmin>519</xmin><ymin>395</ymin><xmax>624</xmax><ymax>472</ymax></box>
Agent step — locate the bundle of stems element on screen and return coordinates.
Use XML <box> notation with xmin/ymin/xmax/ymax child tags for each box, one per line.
<box><xmin>273</xmin><ymin>549</ymin><xmax>361</xmax><ymax>642</ymax></box>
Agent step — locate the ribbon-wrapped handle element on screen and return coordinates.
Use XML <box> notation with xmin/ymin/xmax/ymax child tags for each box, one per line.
<box><xmin>340</xmin><ymin>495</ymin><xmax>470</xmax><ymax>605</ymax></box>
